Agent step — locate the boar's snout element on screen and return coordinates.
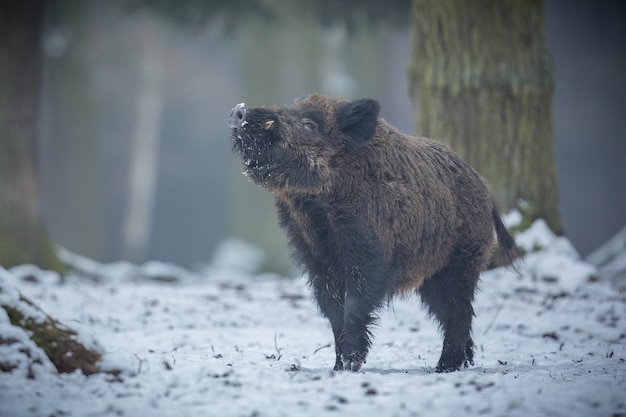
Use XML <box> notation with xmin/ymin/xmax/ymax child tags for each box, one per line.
<box><xmin>228</xmin><ymin>103</ymin><xmax>247</xmax><ymax>129</ymax></box>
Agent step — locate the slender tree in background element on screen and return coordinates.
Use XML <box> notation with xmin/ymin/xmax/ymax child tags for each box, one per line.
<box><xmin>409</xmin><ymin>0</ymin><xmax>561</xmax><ymax>233</ymax></box>
<box><xmin>0</xmin><ymin>1</ymin><xmax>64</xmax><ymax>271</ymax></box>
<box><xmin>122</xmin><ymin>18</ymin><xmax>164</xmax><ymax>263</ymax></box>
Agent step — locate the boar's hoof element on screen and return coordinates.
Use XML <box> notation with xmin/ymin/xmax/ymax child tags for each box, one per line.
<box><xmin>435</xmin><ymin>356</ymin><xmax>473</xmax><ymax>373</ymax></box>
<box><xmin>345</xmin><ymin>361</ymin><xmax>363</xmax><ymax>372</ymax></box>
<box><xmin>341</xmin><ymin>352</ymin><xmax>365</xmax><ymax>372</ymax></box>
<box><xmin>435</xmin><ymin>362</ymin><xmax>460</xmax><ymax>373</ymax></box>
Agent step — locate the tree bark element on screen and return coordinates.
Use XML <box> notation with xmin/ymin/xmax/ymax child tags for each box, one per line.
<box><xmin>1</xmin><ymin>269</ymin><xmax>100</xmax><ymax>376</ymax></box>
<box><xmin>0</xmin><ymin>1</ymin><xmax>64</xmax><ymax>271</ymax></box>
<box><xmin>409</xmin><ymin>0</ymin><xmax>561</xmax><ymax>232</ymax></box>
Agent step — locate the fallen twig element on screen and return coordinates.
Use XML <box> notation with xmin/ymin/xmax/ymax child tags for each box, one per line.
<box><xmin>313</xmin><ymin>343</ymin><xmax>331</xmax><ymax>355</ymax></box>
<box><xmin>483</xmin><ymin>301</ymin><xmax>505</xmax><ymax>335</ymax></box>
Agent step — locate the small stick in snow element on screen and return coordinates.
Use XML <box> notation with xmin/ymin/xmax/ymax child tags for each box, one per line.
<box><xmin>134</xmin><ymin>354</ymin><xmax>147</xmax><ymax>375</ymax></box>
<box><xmin>483</xmin><ymin>301</ymin><xmax>506</xmax><ymax>335</ymax></box>
<box><xmin>313</xmin><ymin>343</ymin><xmax>331</xmax><ymax>355</ymax></box>
<box><xmin>274</xmin><ymin>332</ymin><xmax>283</xmax><ymax>361</ymax></box>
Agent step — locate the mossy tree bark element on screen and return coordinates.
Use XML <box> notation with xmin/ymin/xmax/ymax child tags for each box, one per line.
<box><xmin>1</xmin><ymin>267</ymin><xmax>101</xmax><ymax>375</ymax></box>
<box><xmin>0</xmin><ymin>1</ymin><xmax>65</xmax><ymax>271</ymax></box>
<box><xmin>409</xmin><ymin>0</ymin><xmax>561</xmax><ymax>232</ymax></box>
<box><xmin>1</xmin><ymin>291</ymin><xmax>101</xmax><ymax>375</ymax></box>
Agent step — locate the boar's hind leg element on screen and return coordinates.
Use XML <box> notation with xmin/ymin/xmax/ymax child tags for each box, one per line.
<box><xmin>419</xmin><ymin>259</ymin><xmax>480</xmax><ymax>372</ymax></box>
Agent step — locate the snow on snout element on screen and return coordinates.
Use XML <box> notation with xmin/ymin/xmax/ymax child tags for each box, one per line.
<box><xmin>228</xmin><ymin>102</ymin><xmax>248</xmax><ymax>129</ymax></box>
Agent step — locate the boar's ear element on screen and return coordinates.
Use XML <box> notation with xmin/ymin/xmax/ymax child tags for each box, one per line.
<box><xmin>337</xmin><ymin>98</ymin><xmax>380</xmax><ymax>151</ymax></box>
<box><xmin>293</xmin><ymin>94</ymin><xmax>309</xmax><ymax>103</ymax></box>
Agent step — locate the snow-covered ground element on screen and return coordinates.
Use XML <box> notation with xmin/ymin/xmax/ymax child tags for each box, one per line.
<box><xmin>1</xmin><ymin>219</ymin><xmax>625</xmax><ymax>417</ymax></box>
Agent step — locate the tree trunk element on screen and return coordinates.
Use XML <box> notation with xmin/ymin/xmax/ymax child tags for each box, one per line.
<box><xmin>408</xmin><ymin>0</ymin><xmax>561</xmax><ymax>232</ymax></box>
<box><xmin>0</xmin><ymin>1</ymin><xmax>64</xmax><ymax>271</ymax></box>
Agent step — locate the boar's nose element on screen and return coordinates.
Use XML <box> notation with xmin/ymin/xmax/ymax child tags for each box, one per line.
<box><xmin>228</xmin><ymin>103</ymin><xmax>247</xmax><ymax>129</ymax></box>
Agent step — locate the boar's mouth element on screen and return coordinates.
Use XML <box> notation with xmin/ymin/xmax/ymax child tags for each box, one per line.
<box><xmin>229</xmin><ymin>103</ymin><xmax>278</xmax><ymax>175</ymax></box>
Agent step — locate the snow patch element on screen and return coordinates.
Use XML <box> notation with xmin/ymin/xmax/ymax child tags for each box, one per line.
<box><xmin>513</xmin><ymin>219</ymin><xmax>599</xmax><ymax>290</ymax></box>
<box><xmin>587</xmin><ymin>225</ymin><xmax>626</xmax><ymax>289</ymax></box>
<box><xmin>0</xmin><ymin>268</ymin><xmax>49</xmax><ymax>324</ymax></box>
<box><xmin>502</xmin><ymin>209</ymin><xmax>522</xmax><ymax>230</ymax></box>
<box><xmin>58</xmin><ymin>246</ymin><xmax>202</xmax><ymax>283</ymax></box>
<box><xmin>207</xmin><ymin>238</ymin><xmax>266</xmax><ymax>276</ymax></box>
<box><xmin>1</xmin><ymin>224</ymin><xmax>625</xmax><ymax>417</ymax></box>
<box><xmin>0</xmin><ymin>268</ymin><xmax>57</xmax><ymax>378</ymax></box>
<box><xmin>516</xmin><ymin>218</ymin><xmax>579</xmax><ymax>257</ymax></box>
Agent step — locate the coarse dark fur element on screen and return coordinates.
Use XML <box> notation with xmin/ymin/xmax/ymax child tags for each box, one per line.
<box><xmin>229</xmin><ymin>94</ymin><xmax>519</xmax><ymax>373</ymax></box>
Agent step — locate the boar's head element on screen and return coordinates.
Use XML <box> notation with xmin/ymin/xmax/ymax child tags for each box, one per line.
<box><xmin>228</xmin><ymin>94</ymin><xmax>380</xmax><ymax>194</ymax></box>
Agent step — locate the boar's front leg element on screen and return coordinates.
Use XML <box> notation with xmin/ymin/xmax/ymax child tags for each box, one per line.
<box><xmin>311</xmin><ymin>275</ymin><xmax>346</xmax><ymax>371</ymax></box>
<box><xmin>312</xmin><ymin>269</ymin><xmax>386</xmax><ymax>372</ymax></box>
<box><xmin>340</xmin><ymin>265</ymin><xmax>387</xmax><ymax>371</ymax></box>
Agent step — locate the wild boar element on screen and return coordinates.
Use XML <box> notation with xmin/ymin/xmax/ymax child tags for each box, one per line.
<box><xmin>228</xmin><ymin>94</ymin><xmax>519</xmax><ymax>372</ymax></box>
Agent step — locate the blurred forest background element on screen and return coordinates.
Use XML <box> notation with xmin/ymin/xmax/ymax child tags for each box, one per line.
<box><xmin>22</xmin><ymin>0</ymin><xmax>626</xmax><ymax>273</ymax></box>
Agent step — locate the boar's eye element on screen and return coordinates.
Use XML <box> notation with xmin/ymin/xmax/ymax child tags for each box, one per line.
<box><xmin>302</xmin><ymin>119</ymin><xmax>317</xmax><ymax>132</ymax></box>
<box><xmin>263</xmin><ymin>120</ymin><xmax>275</xmax><ymax>130</ymax></box>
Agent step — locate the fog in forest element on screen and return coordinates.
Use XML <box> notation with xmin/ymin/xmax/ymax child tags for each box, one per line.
<box><xmin>38</xmin><ymin>0</ymin><xmax>625</xmax><ymax>272</ymax></box>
